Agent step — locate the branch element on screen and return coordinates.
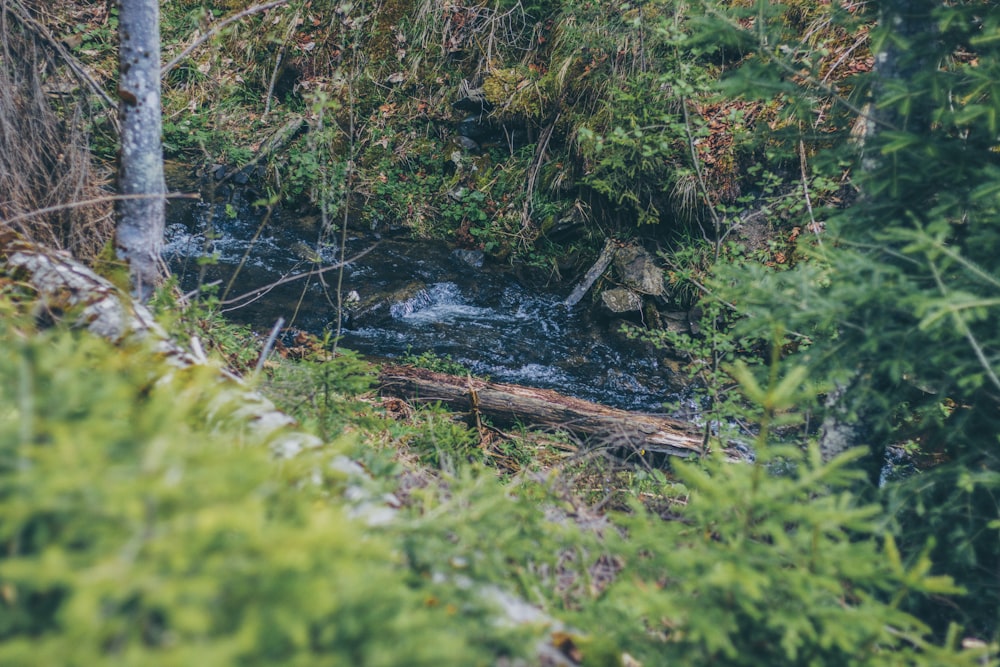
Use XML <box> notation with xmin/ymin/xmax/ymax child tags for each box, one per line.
<box><xmin>219</xmin><ymin>244</ymin><xmax>378</xmax><ymax>310</ymax></box>
<box><xmin>928</xmin><ymin>258</ymin><xmax>1000</xmax><ymax>394</ymax></box>
<box><xmin>1</xmin><ymin>192</ymin><xmax>200</xmax><ymax>226</ymax></box>
<box><xmin>6</xmin><ymin>0</ymin><xmax>119</xmax><ymax>127</ymax></box>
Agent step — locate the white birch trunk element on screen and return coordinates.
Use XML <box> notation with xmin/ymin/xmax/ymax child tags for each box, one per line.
<box><xmin>116</xmin><ymin>0</ymin><xmax>166</xmax><ymax>301</ymax></box>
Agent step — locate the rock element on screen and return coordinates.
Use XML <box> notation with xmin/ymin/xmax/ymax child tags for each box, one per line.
<box><xmin>457</xmin><ymin>114</ymin><xmax>499</xmax><ymax>143</ymax></box>
<box><xmin>688</xmin><ymin>305</ymin><xmax>703</xmax><ymax>334</ymax></box>
<box><xmin>452</xmin><ymin>80</ymin><xmax>492</xmax><ymax>113</ymax></box>
<box><xmin>601</xmin><ymin>287</ymin><xmax>643</xmax><ymax>314</ymax></box>
<box><xmin>657</xmin><ymin>308</ymin><xmax>704</xmax><ymax>335</ymax></box>
<box><xmin>345</xmin><ymin>280</ymin><xmax>427</xmax><ymax>327</ymax></box>
<box><xmin>660</xmin><ymin>310</ymin><xmax>691</xmax><ymax>334</ymax></box>
<box><xmin>451</xmin><ymin>248</ymin><xmax>484</xmax><ymax>268</ymax></box>
<box><xmin>455</xmin><ymin>135</ymin><xmax>480</xmax><ymax>151</ymax></box>
<box><xmin>452</xmin><ymin>90</ymin><xmax>492</xmax><ymax>114</ymax></box>
<box><xmin>613</xmin><ymin>244</ymin><xmax>666</xmax><ymax>296</ymax></box>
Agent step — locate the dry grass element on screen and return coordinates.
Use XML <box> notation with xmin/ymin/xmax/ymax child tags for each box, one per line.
<box><xmin>0</xmin><ymin>13</ymin><xmax>112</xmax><ymax>261</ymax></box>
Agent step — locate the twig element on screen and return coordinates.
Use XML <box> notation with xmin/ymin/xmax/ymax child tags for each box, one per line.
<box><xmin>262</xmin><ymin>8</ymin><xmax>300</xmax><ymax>121</ymax></box>
<box><xmin>6</xmin><ymin>0</ymin><xmax>119</xmax><ymax>129</ymax></box>
<box><xmin>798</xmin><ymin>138</ymin><xmax>823</xmax><ymax>245</ymax></box>
<box><xmin>520</xmin><ymin>112</ymin><xmax>560</xmax><ymax>236</ymax></box>
<box><xmin>219</xmin><ymin>244</ymin><xmax>378</xmax><ymax>310</ymax></box>
<box><xmin>332</xmin><ymin>11</ymin><xmax>361</xmax><ymax>353</ymax></box>
<box><xmin>1</xmin><ymin>192</ymin><xmax>200</xmax><ymax>226</ymax></box>
<box><xmin>680</xmin><ymin>96</ymin><xmax>720</xmax><ymax>247</ymax></box>
<box><xmin>255</xmin><ymin>316</ymin><xmax>285</xmax><ymax>374</ymax></box>
<box><xmin>161</xmin><ymin>0</ymin><xmax>291</xmax><ymax>77</ymax></box>
<box><xmin>221</xmin><ymin>204</ymin><xmax>275</xmax><ymax>305</ymax></box>
<box><xmin>928</xmin><ymin>258</ymin><xmax>1000</xmax><ymax>393</ymax></box>
<box><xmin>182</xmin><ymin>279</ymin><xmax>221</xmax><ymax>301</ymax></box>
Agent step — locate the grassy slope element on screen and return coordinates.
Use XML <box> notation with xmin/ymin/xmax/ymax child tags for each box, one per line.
<box><xmin>49</xmin><ymin>0</ymin><xmax>871</xmax><ymax>269</ymax></box>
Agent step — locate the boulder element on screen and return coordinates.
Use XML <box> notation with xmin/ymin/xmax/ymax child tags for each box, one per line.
<box><xmin>345</xmin><ymin>280</ymin><xmax>427</xmax><ymax>327</ymax></box>
<box><xmin>451</xmin><ymin>248</ymin><xmax>485</xmax><ymax>268</ymax></box>
<box><xmin>457</xmin><ymin>115</ymin><xmax>499</xmax><ymax>143</ymax></box>
<box><xmin>613</xmin><ymin>244</ymin><xmax>666</xmax><ymax>296</ymax></box>
<box><xmin>601</xmin><ymin>287</ymin><xmax>643</xmax><ymax>314</ymax></box>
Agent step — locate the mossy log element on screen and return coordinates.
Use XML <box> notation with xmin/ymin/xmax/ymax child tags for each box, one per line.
<box><xmin>378</xmin><ymin>364</ymin><xmax>708</xmax><ymax>458</ymax></box>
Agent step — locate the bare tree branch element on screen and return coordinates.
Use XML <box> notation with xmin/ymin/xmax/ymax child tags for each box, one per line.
<box><xmin>1</xmin><ymin>192</ymin><xmax>199</xmax><ymax>227</ymax></box>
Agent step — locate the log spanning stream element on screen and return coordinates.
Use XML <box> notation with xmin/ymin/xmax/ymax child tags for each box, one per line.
<box><xmin>165</xmin><ymin>196</ymin><xmax>693</xmax><ymax>413</ymax></box>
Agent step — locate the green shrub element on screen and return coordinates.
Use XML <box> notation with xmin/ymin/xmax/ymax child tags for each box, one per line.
<box><xmin>0</xmin><ymin>320</ymin><xmax>527</xmax><ymax>666</ymax></box>
<box><xmin>591</xmin><ymin>446</ymin><xmax>985</xmax><ymax>665</ymax></box>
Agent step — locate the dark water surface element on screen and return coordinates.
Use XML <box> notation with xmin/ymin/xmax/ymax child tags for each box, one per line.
<box><xmin>165</xmin><ymin>196</ymin><xmax>687</xmax><ymax>412</ymax></box>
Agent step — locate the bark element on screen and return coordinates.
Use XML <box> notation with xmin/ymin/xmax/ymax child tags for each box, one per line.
<box><xmin>116</xmin><ymin>0</ymin><xmax>167</xmax><ymax>301</ymax></box>
<box><xmin>563</xmin><ymin>238</ymin><xmax>617</xmax><ymax>308</ymax></box>
<box><xmin>378</xmin><ymin>364</ymin><xmax>711</xmax><ymax>458</ymax></box>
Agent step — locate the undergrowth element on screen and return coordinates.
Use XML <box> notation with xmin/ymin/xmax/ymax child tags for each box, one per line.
<box><xmin>0</xmin><ymin>282</ymin><xmax>990</xmax><ymax>665</ymax></box>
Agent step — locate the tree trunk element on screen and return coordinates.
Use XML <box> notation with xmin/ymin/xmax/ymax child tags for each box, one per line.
<box><xmin>116</xmin><ymin>0</ymin><xmax>166</xmax><ymax>301</ymax></box>
<box><xmin>378</xmin><ymin>364</ymin><xmax>713</xmax><ymax>459</ymax></box>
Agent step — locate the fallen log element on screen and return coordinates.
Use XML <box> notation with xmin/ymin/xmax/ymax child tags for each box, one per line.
<box><xmin>562</xmin><ymin>238</ymin><xmax>617</xmax><ymax>308</ymax></box>
<box><xmin>378</xmin><ymin>364</ymin><xmax>708</xmax><ymax>458</ymax></box>
<box><xmin>3</xmin><ymin>238</ymin><xmax>321</xmax><ymax>457</ymax></box>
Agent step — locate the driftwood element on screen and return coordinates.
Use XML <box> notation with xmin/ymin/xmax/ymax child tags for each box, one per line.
<box><xmin>562</xmin><ymin>238</ymin><xmax>617</xmax><ymax>308</ymax></box>
<box><xmin>378</xmin><ymin>364</ymin><xmax>707</xmax><ymax>458</ymax></box>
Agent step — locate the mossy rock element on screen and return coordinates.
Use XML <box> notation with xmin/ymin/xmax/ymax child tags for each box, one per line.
<box><xmin>483</xmin><ymin>67</ymin><xmax>548</xmax><ymax>119</ymax></box>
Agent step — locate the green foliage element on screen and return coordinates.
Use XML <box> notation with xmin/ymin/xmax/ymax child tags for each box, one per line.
<box><xmin>883</xmin><ymin>455</ymin><xmax>1000</xmax><ymax>639</ymax></box>
<box><xmin>154</xmin><ymin>289</ymin><xmax>263</xmax><ymax>374</ymax></box>
<box><xmin>390</xmin><ymin>404</ymin><xmax>484</xmax><ymax>471</ymax></box>
<box><xmin>571</xmin><ymin>8</ymin><xmax>718</xmax><ymax>227</ymax></box>
<box><xmin>265</xmin><ymin>347</ymin><xmax>378</xmax><ymax>440</ymax></box>
<box><xmin>594</xmin><ymin>445</ymin><xmax>984</xmax><ymax>666</ymax></box>
<box><xmin>564</xmin><ymin>346</ymin><xmax>988</xmax><ymax>666</ymax></box>
<box><xmin>690</xmin><ymin>0</ymin><xmax>1000</xmax><ymax>638</ymax></box>
<box><xmin>400</xmin><ymin>348</ymin><xmax>476</xmax><ymax>377</ymax></box>
<box><xmin>0</xmin><ymin>315</ymin><xmax>530</xmax><ymax>665</ymax></box>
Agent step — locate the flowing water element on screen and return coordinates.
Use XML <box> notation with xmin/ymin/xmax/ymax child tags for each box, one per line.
<box><xmin>165</xmin><ymin>194</ymin><xmax>689</xmax><ymax>412</ymax></box>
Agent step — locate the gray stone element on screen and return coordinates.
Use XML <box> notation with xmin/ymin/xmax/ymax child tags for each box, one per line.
<box><xmin>613</xmin><ymin>244</ymin><xmax>666</xmax><ymax>296</ymax></box>
<box><xmin>458</xmin><ymin>115</ymin><xmax>497</xmax><ymax>142</ymax></box>
<box><xmin>601</xmin><ymin>287</ymin><xmax>643</xmax><ymax>314</ymax></box>
<box><xmin>452</xmin><ymin>248</ymin><xmax>485</xmax><ymax>268</ymax></box>
<box><xmin>345</xmin><ymin>280</ymin><xmax>427</xmax><ymax>327</ymax></box>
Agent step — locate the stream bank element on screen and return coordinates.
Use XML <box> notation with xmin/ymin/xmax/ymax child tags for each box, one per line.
<box><xmin>165</xmin><ymin>190</ymin><xmax>695</xmax><ymax>413</ymax></box>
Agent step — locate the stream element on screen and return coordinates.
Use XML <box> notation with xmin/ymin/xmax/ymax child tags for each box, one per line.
<box><xmin>165</xmin><ymin>193</ymin><xmax>691</xmax><ymax>413</ymax></box>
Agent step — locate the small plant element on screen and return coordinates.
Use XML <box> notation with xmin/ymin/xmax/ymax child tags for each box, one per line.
<box><xmin>400</xmin><ymin>348</ymin><xmax>479</xmax><ymax>377</ymax></box>
<box><xmin>0</xmin><ymin>307</ymin><xmax>530</xmax><ymax>666</ymax></box>
<box><xmin>392</xmin><ymin>403</ymin><xmax>484</xmax><ymax>471</ymax></box>
<box><xmin>265</xmin><ymin>344</ymin><xmax>379</xmax><ymax>440</ymax></box>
